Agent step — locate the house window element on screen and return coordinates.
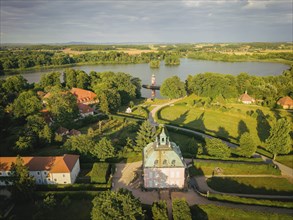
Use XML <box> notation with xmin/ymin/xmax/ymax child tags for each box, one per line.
<box><xmin>171</xmin><ymin>160</ymin><xmax>176</xmax><ymax>166</ymax></box>
<box><xmin>64</xmin><ymin>182</ymin><xmax>67</xmax><ymax>184</ymax></box>
<box><xmin>154</xmin><ymin>160</ymin><xmax>158</xmax><ymax>166</ymax></box>
<box><xmin>37</xmin><ymin>172</ymin><xmax>40</xmax><ymax>175</ymax></box>
<box><xmin>38</xmin><ymin>179</ymin><xmax>42</xmax><ymax>184</ymax></box>
<box><xmin>149</xmin><ymin>172</ymin><xmax>153</xmax><ymax>178</ymax></box>
<box><xmin>163</xmin><ymin>160</ymin><xmax>167</xmax><ymax>165</ymax></box>
<box><xmin>0</xmin><ymin>172</ymin><xmax>2</xmax><ymax>176</ymax></box>
<box><xmin>44</xmin><ymin>172</ymin><xmax>47</xmax><ymax>175</ymax></box>
<box><xmin>7</xmin><ymin>171</ymin><xmax>11</xmax><ymax>175</ymax></box>
<box><xmin>54</xmin><ymin>179</ymin><xmax>57</xmax><ymax>181</ymax></box>
<box><xmin>63</xmin><ymin>174</ymin><xmax>65</xmax><ymax>177</ymax></box>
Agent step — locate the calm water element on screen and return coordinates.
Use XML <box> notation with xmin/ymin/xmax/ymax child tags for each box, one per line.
<box><xmin>5</xmin><ymin>59</ymin><xmax>289</xmax><ymax>98</ymax></box>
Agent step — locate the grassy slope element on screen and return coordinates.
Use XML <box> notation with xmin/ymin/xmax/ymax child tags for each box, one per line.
<box><xmin>207</xmin><ymin>177</ymin><xmax>293</xmax><ymax>195</ymax></box>
<box><xmin>193</xmin><ymin>160</ymin><xmax>281</xmax><ymax>176</ymax></box>
<box><xmin>157</xmin><ymin>95</ymin><xmax>292</xmax><ymax>145</ymax></box>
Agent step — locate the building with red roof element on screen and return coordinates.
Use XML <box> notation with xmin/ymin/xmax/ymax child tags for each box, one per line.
<box><xmin>0</xmin><ymin>154</ymin><xmax>80</xmax><ymax>185</ymax></box>
<box><xmin>70</xmin><ymin>88</ymin><xmax>98</xmax><ymax>105</ymax></box>
<box><xmin>277</xmin><ymin>96</ymin><xmax>293</xmax><ymax>109</ymax></box>
<box><xmin>77</xmin><ymin>103</ymin><xmax>94</xmax><ymax>117</ymax></box>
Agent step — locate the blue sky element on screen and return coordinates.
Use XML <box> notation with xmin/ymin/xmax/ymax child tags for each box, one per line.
<box><xmin>1</xmin><ymin>0</ymin><xmax>292</xmax><ymax>43</ymax></box>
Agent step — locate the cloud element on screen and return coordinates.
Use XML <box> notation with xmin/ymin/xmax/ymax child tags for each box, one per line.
<box><xmin>242</xmin><ymin>0</ymin><xmax>290</xmax><ymax>9</ymax></box>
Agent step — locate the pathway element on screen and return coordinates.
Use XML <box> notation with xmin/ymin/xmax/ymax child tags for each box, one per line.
<box><xmin>112</xmin><ymin>161</ymin><xmax>293</xmax><ymax>215</ymax></box>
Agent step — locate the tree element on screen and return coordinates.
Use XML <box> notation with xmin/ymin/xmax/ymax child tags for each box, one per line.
<box><xmin>164</xmin><ymin>55</ymin><xmax>180</xmax><ymax>65</ymax></box>
<box><xmin>238</xmin><ymin>132</ymin><xmax>257</xmax><ymax>157</ymax></box>
<box><xmin>91</xmin><ymin>189</ymin><xmax>143</xmax><ymax>220</ymax></box>
<box><xmin>12</xmin><ymin>91</ymin><xmax>42</xmax><ymax>118</ymax></box>
<box><xmin>172</xmin><ymin>199</ymin><xmax>191</xmax><ymax>220</ymax></box>
<box><xmin>46</xmin><ymin>90</ymin><xmax>79</xmax><ymax>126</ymax></box>
<box><xmin>152</xmin><ymin>200</ymin><xmax>168</xmax><ymax>220</ymax></box>
<box><xmin>205</xmin><ymin>138</ymin><xmax>231</xmax><ymax>158</ymax></box>
<box><xmin>91</xmin><ymin>137</ymin><xmax>115</xmax><ymax>161</ymax></box>
<box><xmin>2</xmin><ymin>75</ymin><xmax>29</xmax><ymax>102</ymax></box>
<box><xmin>266</xmin><ymin>118</ymin><xmax>292</xmax><ymax>160</ymax></box>
<box><xmin>38</xmin><ymin>72</ymin><xmax>61</xmax><ymax>90</ymax></box>
<box><xmin>10</xmin><ymin>156</ymin><xmax>35</xmax><ymax>200</ymax></box>
<box><xmin>150</xmin><ymin>60</ymin><xmax>160</xmax><ymax>68</ymax></box>
<box><xmin>136</xmin><ymin>121</ymin><xmax>156</xmax><ymax>151</ymax></box>
<box><xmin>97</xmin><ymin>89</ymin><xmax>121</xmax><ymax>113</ymax></box>
<box><xmin>15</xmin><ymin>135</ymin><xmax>34</xmax><ymax>152</ymax></box>
<box><xmin>160</xmin><ymin>76</ymin><xmax>186</xmax><ymax>99</ymax></box>
<box><xmin>64</xmin><ymin>134</ymin><xmax>95</xmax><ymax>155</ymax></box>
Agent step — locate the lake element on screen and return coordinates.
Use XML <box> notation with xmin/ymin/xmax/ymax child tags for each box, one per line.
<box><xmin>7</xmin><ymin>58</ymin><xmax>290</xmax><ymax>98</ymax></box>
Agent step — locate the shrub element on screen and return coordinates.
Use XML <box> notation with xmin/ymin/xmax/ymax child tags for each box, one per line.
<box><xmin>90</xmin><ymin>163</ymin><xmax>110</xmax><ymax>183</ymax></box>
<box><xmin>172</xmin><ymin>199</ymin><xmax>191</xmax><ymax>220</ymax></box>
<box><xmin>152</xmin><ymin>200</ymin><xmax>168</xmax><ymax>220</ymax></box>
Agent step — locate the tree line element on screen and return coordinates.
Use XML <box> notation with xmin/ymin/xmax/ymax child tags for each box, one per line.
<box><xmin>161</xmin><ymin>66</ymin><xmax>293</xmax><ymax>107</ymax></box>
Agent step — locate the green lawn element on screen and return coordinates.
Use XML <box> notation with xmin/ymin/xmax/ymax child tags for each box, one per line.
<box><xmin>156</xmin><ymin>95</ymin><xmax>292</xmax><ymax>145</ymax></box>
<box><xmin>190</xmin><ymin>204</ymin><xmax>293</xmax><ymax>220</ymax></box>
<box><xmin>193</xmin><ymin>160</ymin><xmax>281</xmax><ymax>176</ymax></box>
<box><xmin>90</xmin><ymin>163</ymin><xmax>110</xmax><ymax>183</ymax></box>
<box><xmin>207</xmin><ymin>177</ymin><xmax>293</xmax><ymax>195</ymax></box>
<box><xmin>208</xmin><ymin>193</ymin><xmax>293</xmax><ymax>209</ymax></box>
<box><xmin>276</xmin><ymin>154</ymin><xmax>293</xmax><ymax>169</ymax></box>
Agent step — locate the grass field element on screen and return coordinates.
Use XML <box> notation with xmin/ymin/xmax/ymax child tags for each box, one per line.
<box><xmin>208</xmin><ymin>193</ymin><xmax>293</xmax><ymax>209</ymax></box>
<box><xmin>193</xmin><ymin>160</ymin><xmax>281</xmax><ymax>176</ymax></box>
<box><xmin>276</xmin><ymin>154</ymin><xmax>293</xmax><ymax>169</ymax></box>
<box><xmin>157</xmin><ymin>95</ymin><xmax>292</xmax><ymax>145</ymax></box>
<box><xmin>207</xmin><ymin>177</ymin><xmax>293</xmax><ymax>195</ymax></box>
<box><xmin>190</xmin><ymin>204</ymin><xmax>293</xmax><ymax>220</ymax></box>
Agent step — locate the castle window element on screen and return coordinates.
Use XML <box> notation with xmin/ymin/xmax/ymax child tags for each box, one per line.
<box><xmin>171</xmin><ymin>160</ymin><xmax>176</xmax><ymax>166</ymax></box>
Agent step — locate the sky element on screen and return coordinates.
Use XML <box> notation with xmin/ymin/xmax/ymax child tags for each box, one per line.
<box><xmin>0</xmin><ymin>0</ymin><xmax>292</xmax><ymax>44</ymax></box>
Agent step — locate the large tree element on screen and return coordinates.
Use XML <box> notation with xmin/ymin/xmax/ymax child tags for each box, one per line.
<box><xmin>266</xmin><ymin>118</ymin><xmax>292</xmax><ymax>160</ymax></box>
<box><xmin>12</xmin><ymin>91</ymin><xmax>42</xmax><ymax>118</ymax></box>
<box><xmin>152</xmin><ymin>200</ymin><xmax>168</xmax><ymax>220</ymax></box>
<box><xmin>97</xmin><ymin>88</ymin><xmax>121</xmax><ymax>113</ymax></box>
<box><xmin>46</xmin><ymin>90</ymin><xmax>78</xmax><ymax>126</ymax></box>
<box><xmin>205</xmin><ymin>138</ymin><xmax>231</xmax><ymax>158</ymax></box>
<box><xmin>91</xmin><ymin>137</ymin><xmax>115</xmax><ymax>161</ymax></box>
<box><xmin>38</xmin><ymin>72</ymin><xmax>61</xmax><ymax>90</ymax></box>
<box><xmin>91</xmin><ymin>189</ymin><xmax>143</xmax><ymax>220</ymax></box>
<box><xmin>136</xmin><ymin>120</ymin><xmax>156</xmax><ymax>151</ymax></box>
<box><xmin>237</xmin><ymin>132</ymin><xmax>257</xmax><ymax>157</ymax></box>
<box><xmin>10</xmin><ymin>156</ymin><xmax>35</xmax><ymax>200</ymax></box>
<box><xmin>160</xmin><ymin>76</ymin><xmax>186</xmax><ymax>99</ymax></box>
<box><xmin>64</xmin><ymin>134</ymin><xmax>95</xmax><ymax>155</ymax></box>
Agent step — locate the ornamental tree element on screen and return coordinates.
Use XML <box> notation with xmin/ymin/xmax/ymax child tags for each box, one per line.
<box><xmin>266</xmin><ymin>118</ymin><xmax>292</xmax><ymax>160</ymax></box>
<box><xmin>91</xmin><ymin>189</ymin><xmax>143</xmax><ymax>220</ymax></box>
<box><xmin>238</xmin><ymin>132</ymin><xmax>257</xmax><ymax>157</ymax></box>
<box><xmin>205</xmin><ymin>138</ymin><xmax>231</xmax><ymax>158</ymax></box>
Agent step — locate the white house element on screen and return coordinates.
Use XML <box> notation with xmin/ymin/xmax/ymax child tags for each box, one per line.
<box><xmin>143</xmin><ymin>127</ymin><xmax>186</xmax><ymax>189</ymax></box>
<box><xmin>0</xmin><ymin>154</ymin><xmax>80</xmax><ymax>185</ymax></box>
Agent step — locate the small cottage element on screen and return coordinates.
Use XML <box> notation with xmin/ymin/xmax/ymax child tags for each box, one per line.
<box><xmin>277</xmin><ymin>96</ymin><xmax>293</xmax><ymax>109</ymax></box>
<box><xmin>238</xmin><ymin>91</ymin><xmax>255</xmax><ymax>104</ymax></box>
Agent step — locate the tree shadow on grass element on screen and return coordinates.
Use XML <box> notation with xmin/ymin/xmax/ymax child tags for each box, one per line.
<box><xmin>207</xmin><ymin>177</ymin><xmax>293</xmax><ymax>196</ymax></box>
<box><xmin>256</xmin><ymin>109</ymin><xmax>271</xmax><ymax>143</ymax></box>
<box><xmin>215</xmin><ymin>126</ymin><xmax>230</xmax><ymax>141</ymax></box>
<box><xmin>237</xmin><ymin>120</ymin><xmax>250</xmax><ymax>141</ymax></box>
<box><xmin>190</xmin><ymin>205</ymin><xmax>208</xmax><ymax>220</ymax></box>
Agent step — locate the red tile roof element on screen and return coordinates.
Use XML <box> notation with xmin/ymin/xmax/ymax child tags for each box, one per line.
<box><xmin>0</xmin><ymin>154</ymin><xmax>79</xmax><ymax>173</ymax></box>
<box><xmin>77</xmin><ymin>103</ymin><xmax>94</xmax><ymax>114</ymax></box>
<box><xmin>239</xmin><ymin>93</ymin><xmax>255</xmax><ymax>102</ymax></box>
<box><xmin>277</xmin><ymin>96</ymin><xmax>293</xmax><ymax>106</ymax></box>
<box><xmin>70</xmin><ymin>88</ymin><xmax>98</xmax><ymax>104</ymax></box>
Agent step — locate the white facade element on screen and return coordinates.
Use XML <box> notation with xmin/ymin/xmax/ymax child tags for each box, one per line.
<box><xmin>143</xmin><ymin>127</ymin><xmax>186</xmax><ymax>189</ymax></box>
<box><xmin>0</xmin><ymin>155</ymin><xmax>80</xmax><ymax>185</ymax></box>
